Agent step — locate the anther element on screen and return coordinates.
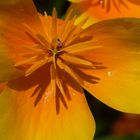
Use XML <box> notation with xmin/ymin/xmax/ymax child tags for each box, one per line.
<box><xmin>57</xmin><ymin>38</ymin><xmax>63</xmax><ymax>49</ymax></box>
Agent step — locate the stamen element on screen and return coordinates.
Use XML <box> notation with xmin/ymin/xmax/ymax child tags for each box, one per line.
<box><xmin>44</xmin><ymin>11</ymin><xmax>48</xmax><ymax>17</ymax></box>
<box><xmin>52</xmin><ymin>8</ymin><xmax>57</xmax><ymax>39</ymax></box>
<box><xmin>57</xmin><ymin>39</ymin><xmax>63</xmax><ymax>49</ymax></box>
<box><xmin>20</xmin><ymin>52</ymin><xmax>35</xmax><ymax>57</ymax></box>
<box><xmin>65</xmin><ymin>17</ymin><xmax>88</xmax><ymax>46</ymax></box>
<box><xmin>57</xmin><ymin>59</ymin><xmax>84</xmax><ymax>86</ymax></box>
<box><xmin>50</xmin><ymin>64</ymin><xmax>56</xmax><ymax>96</ymax></box>
<box><xmin>61</xmin><ymin>53</ymin><xmax>96</xmax><ymax>69</ymax></box>
<box><xmin>36</xmin><ymin>34</ymin><xmax>50</xmax><ymax>49</ymax></box>
<box><xmin>23</xmin><ymin>23</ymin><xmax>50</xmax><ymax>51</ymax></box>
<box><xmin>60</xmin><ymin>16</ymin><xmax>76</xmax><ymax>43</ymax></box>
<box><xmin>62</xmin><ymin>40</ymin><xmax>101</xmax><ymax>53</ymax></box>
<box><xmin>25</xmin><ymin>57</ymin><xmax>49</xmax><ymax>76</ymax></box>
<box><xmin>14</xmin><ymin>56</ymin><xmax>37</xmax><ymax>67</ymax></box>
<box><xmin>65</xmin><ymin>8</ymin><xmax>74</xmax><ymax>22</ymax></box>
<box><xmin>23</xmin><ymin>23</ymin><xmax>45</xmax><ymax>46</ymax></box>
<box><xmin>43</xmin><ymin>11</ymin><xmax>51</xmax><ymax>42</ymax></box>
<box><xmin>21</xmin><ymin>44</ymin><xmax>43</xmax><ymax>53</ymax></box>
<box><xmin>53</xmin><ymin>53</ymin><xmax>57</xmax><ymax>69</ymax></box>
<box><xmin>56</xmin><ymin>74</ymin><xmax>65</xmax><ymax>95</ymax></box>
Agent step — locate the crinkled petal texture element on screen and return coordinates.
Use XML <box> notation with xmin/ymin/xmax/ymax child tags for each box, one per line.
<box><xmin>69</xmin><ymin>0</ymin><xmax>140</xmax><ymax>19</ymax></box>
<box><xmin>0</xmin><ymin>66</ymin><xmax>95</xmax><ymax>140</ymax></box>
<box><xmin>77</xmin><ymin>18</ymin><xmax>140</xmax><ymax>113</ymax></box>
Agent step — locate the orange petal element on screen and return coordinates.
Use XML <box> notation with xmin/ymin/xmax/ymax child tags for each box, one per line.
<box><xmin>0</xmin><ymin>66</ymin><xmax>95</xmax><ymax>140</ymax></box>
<box><xmin>0</xmin><ymin>83</ymin><xmax>5</xmax><ymax>93</ymax></box>
<box><xmin>0</xmin><ymin>0</ymin><xmax>45</xmax><ymax>61</ymax></box>
<box><xmin>70</xmin><ymin>0</ymin><xmax>140</xmax><ymax>20</ymax></box>
<box><xmin>0</xmin><ymin>38</ymin><xmax>23</xmax><ymax>82</ymax></box>
<box><xmin>0</xmin><ymin>0</ymin><xmax>44</xmax><ymax>33</ymax></box>
<box><xmin>77</xmin><ymin>18</ymin><xmax>140</xmax><ymax>114</ymax></box>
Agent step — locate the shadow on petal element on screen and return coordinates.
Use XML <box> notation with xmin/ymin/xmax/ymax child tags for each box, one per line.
<box><xmin>7</xmin><ymin>63</ymin><xmax>50</xmax><ymax>107</ymax></box>
<box><xmin>56</xmin><ymin>89</ymin><xmax>68</xmax><ymax>114</ymax></box>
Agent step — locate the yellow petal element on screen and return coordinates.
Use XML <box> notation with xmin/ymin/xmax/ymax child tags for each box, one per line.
<box><xmin>78</xmin><ymin>18</ymin><xmax>140</xmax><ymax>113</ymax></box>
<box><xmin>0</xmin><ymin>72</ymin><xmax>95</xmax><ymax>140</ymax></box>
<box><xmin>74</xmin><ymin>12</ymin><xmax>98</xmax><ymax>29</ymax></box>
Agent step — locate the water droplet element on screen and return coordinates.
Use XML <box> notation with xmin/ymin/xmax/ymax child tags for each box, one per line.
<box><xmin>107</xmin><ymin>71</ymin><xmax>113</xmax><ymax>77</ymax></box>
<box><xmin>100</xmin><ymin>0</ymin><xmax>103</xmax><ymax>4</ymax></box>
<box><xmin>44</xmin><ymin>91</ymin><xmax>50</xmax><ymax>103</ymax></box>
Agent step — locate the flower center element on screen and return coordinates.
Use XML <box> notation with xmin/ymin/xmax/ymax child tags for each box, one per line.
<box><xmin>50</xmin><ymin>38</ymin><xmax>63</xmax><ymax>57</ymax></box>
<box><xmin>14</xmin><ymin>8</ymin><xmax>99</xmax><ymax>78</ymax></box>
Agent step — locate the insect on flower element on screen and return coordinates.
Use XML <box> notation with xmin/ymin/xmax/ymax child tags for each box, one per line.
<box><xmin>0</xmin><ymin>0</ymin><xmax>140</xmax><ymax>140</ymax></box>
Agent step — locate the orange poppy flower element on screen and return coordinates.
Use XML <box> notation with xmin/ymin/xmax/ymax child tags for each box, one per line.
<box><xmin>69</xmin><ymin>0</ymin><xmax>140</xmax><ymax>19</ymax></box>
<box><xmin>0</xmin><ymin>0</ymin><xmax>140</xmax><ymax>140</ymax></box>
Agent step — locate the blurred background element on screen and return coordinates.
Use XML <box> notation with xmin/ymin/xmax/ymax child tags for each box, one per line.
<box><xmin>33</xmin><ymin>0</ymin><xmax>140</xmax><ymax>139</ymax></box>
